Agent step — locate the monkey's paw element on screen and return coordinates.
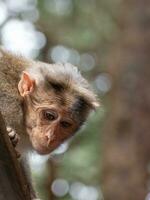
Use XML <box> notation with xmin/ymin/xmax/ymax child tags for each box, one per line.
<box><xmin>6</xmin><ymin>127</ymin><xmax>20</xmax><ymax>147</ymax></box>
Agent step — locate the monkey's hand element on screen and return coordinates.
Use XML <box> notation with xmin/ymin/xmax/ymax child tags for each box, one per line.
<box><xmin>7</xmin><ymin>127</ymin><xmax>20</xmax><ymax>147</ymax></box>
<box><xmin>6</xmin><ymin>127</ymin><xmax>20</xmax><ymax>158</ymax></box>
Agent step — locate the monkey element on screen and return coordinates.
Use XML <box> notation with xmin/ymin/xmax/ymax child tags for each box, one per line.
<box><xmin>0</xmin><ymin>47</ymin><xmax>99</xmax><ymax>199</ymax></box>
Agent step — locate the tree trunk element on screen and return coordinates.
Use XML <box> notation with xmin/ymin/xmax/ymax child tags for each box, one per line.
<box><xmin>0</xmin><ymin>112</ymin><xmax>31</xmax><ymax>200</ymax></box>
<box><xmin>102</xmin><ymin>0</ymin><xmax>150</xmax><ymax>200</ymax></box>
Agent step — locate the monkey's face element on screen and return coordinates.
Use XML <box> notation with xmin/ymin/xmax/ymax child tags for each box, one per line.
<box><xmin>25</xmin><ymin>104</ymin><xmax>79</xmax><ymax>155</ymax></box>
<box><xmin>18</xmin><ymin>70</ymin><xmax>97</xmax><ymax>155</ymax></box>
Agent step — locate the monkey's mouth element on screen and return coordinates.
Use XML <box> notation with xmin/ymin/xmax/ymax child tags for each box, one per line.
<box><xmin>32</xmin><ymin>141</ymin><xmax>58</xmax><ymax>155</ymax></box>
<box><xmin>32</xmin><ymin>143</ymin><xmax>51</xmax><ymax>155</ymax></box>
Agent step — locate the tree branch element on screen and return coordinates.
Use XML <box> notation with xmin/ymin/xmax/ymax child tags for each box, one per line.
<box><xmin>0</xmin><ymin>112</ymin><xmax>31</xmax><ymax>200</ymax></box>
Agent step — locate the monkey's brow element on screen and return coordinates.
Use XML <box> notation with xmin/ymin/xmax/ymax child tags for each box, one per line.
<box><xmin>46</xmin><ymin>79</ymin><xmax>66</xmax><ymax>92</ymax></box>
<box><xmin>71</xmin><ymin>96</ymin><xmax>88</xmax><ymax>113</ymax></box>
<box><xmin>69</xmin><ymin>96</ymin><xmax>90</xmax><ymax>124</ymax></box>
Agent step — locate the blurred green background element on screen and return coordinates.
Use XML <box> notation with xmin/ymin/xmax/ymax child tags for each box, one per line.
<box><xmin>0</xmin><ymin>0</ymin><xmax>121</xmax><ymax>199</ymax></box>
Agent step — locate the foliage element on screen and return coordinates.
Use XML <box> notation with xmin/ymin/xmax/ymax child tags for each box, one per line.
<box><xmin>0</xmin><ymin>0</ymin><xmax>120</xmax><ymax>199</ymax></box>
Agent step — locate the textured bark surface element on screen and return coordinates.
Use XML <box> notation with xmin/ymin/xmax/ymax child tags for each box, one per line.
<box><xmin>0</xmin><ymin>112</ymin><xmax>31</xmax><ymax>200</ymax></box>
<box><xmin>102</xmin><ymin>0</ymin><xmax>150</xmax><ymax>200</ymax></box>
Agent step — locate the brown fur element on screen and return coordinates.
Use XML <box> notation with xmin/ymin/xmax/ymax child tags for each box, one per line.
<box><xmin>0</xmin><ymin>48</ymin><xmax>99</xmax><ymax>153</ymax></box>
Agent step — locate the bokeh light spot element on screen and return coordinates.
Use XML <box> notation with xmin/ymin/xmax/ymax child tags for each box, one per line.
<box><xmin>0</xmin><ymin>2</ymin><xmax>8</xmax><ymax>25</ymax></box>
<box><xmin>80</xmin><ymin>53</ymin><xmax>95</xmax><ymax>71</ymax></box>
<box><xmin>51</xmin><ymin>179</ymin><xmax>69</xmax><ymax>197</ymax></box>
<box><xmin>1</xmin><ymin>19</ymin><xmax>46</xmax><ymax>58</ymax></box>
<box><xmin>94</xmin><ymin>73</ymin><xmax>112</xmax><ymax>95</ymax></box>
<box><xmin>69</xmin><ymin>182</ymin><xmax>100</xmax><ymax>200</ymax></box>
<box><xmin>6</xmin><ymin>0</ymin><xmax>37</xmax><ymax>12</ymax></box>
<box><xmin>44</xmin><ymin>0</ymin><xmax>73</xmax><ymax>16</ymax></box>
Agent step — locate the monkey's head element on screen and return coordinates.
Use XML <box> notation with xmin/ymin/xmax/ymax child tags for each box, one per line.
<box><xmin>18</xmin><ymin>63</ymin><xmax>99</xmax><ymax>155</ymax></box>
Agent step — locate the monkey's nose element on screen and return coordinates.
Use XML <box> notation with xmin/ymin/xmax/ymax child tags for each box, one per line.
<box><xmin>45</xmin><ymin>133</ymin><xmax>51</xmax><ymax>141</ymax></box>
<box><xmin>45</xmin><ymin>131</ymin><xmax>55</xmax><ymax>144</ymax></box>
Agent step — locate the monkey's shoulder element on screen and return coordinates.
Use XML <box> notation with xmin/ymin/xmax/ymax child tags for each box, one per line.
<box><xmin>0</xmin><ymin>90</ymin><xmax>23</xmax><ymax>129</ymax></box>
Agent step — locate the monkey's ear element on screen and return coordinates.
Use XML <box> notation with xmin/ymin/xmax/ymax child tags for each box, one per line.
<box><xmin>18</xmin><ymin>71</ymin><xmax>35</xmax><ymax>97</ymax></box>
<box><xmin>92</xmin><ymin>101</ymin><xmax>100</xmax><ymax>109</ymax></box>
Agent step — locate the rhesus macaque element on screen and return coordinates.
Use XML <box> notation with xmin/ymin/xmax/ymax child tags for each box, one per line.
<box><xmin>0</xmin><ymin>47</ymin><xmax>99</xmax><ymax>199</ymax></box>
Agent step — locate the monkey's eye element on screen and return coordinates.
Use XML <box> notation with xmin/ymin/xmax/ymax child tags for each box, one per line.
<box><xmin>42</xmin><ymin>110</ymin><xmax>58</xmax><ymax>121</ymax></box>
<box><xmin>60</xmin><ymin>121</ymin><xmax>72</xmax><ymax>128</ymax></box>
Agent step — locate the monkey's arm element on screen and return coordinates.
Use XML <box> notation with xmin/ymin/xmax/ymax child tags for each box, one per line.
<box><xmin>0</xmin><ymin>91</ymin><xmax>24</xmax><ymax>131</ymax></box>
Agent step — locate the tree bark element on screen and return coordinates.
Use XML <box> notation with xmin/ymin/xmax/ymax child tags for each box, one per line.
<box><xmin>102</xmin><ymin>0</ymin><xmax>150</xmax><ymax>200</ymax></box>
<box><xmin>0</xmin><ymin>112</ymin><xmax>31</xmax><ymax>200</ymax></box>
